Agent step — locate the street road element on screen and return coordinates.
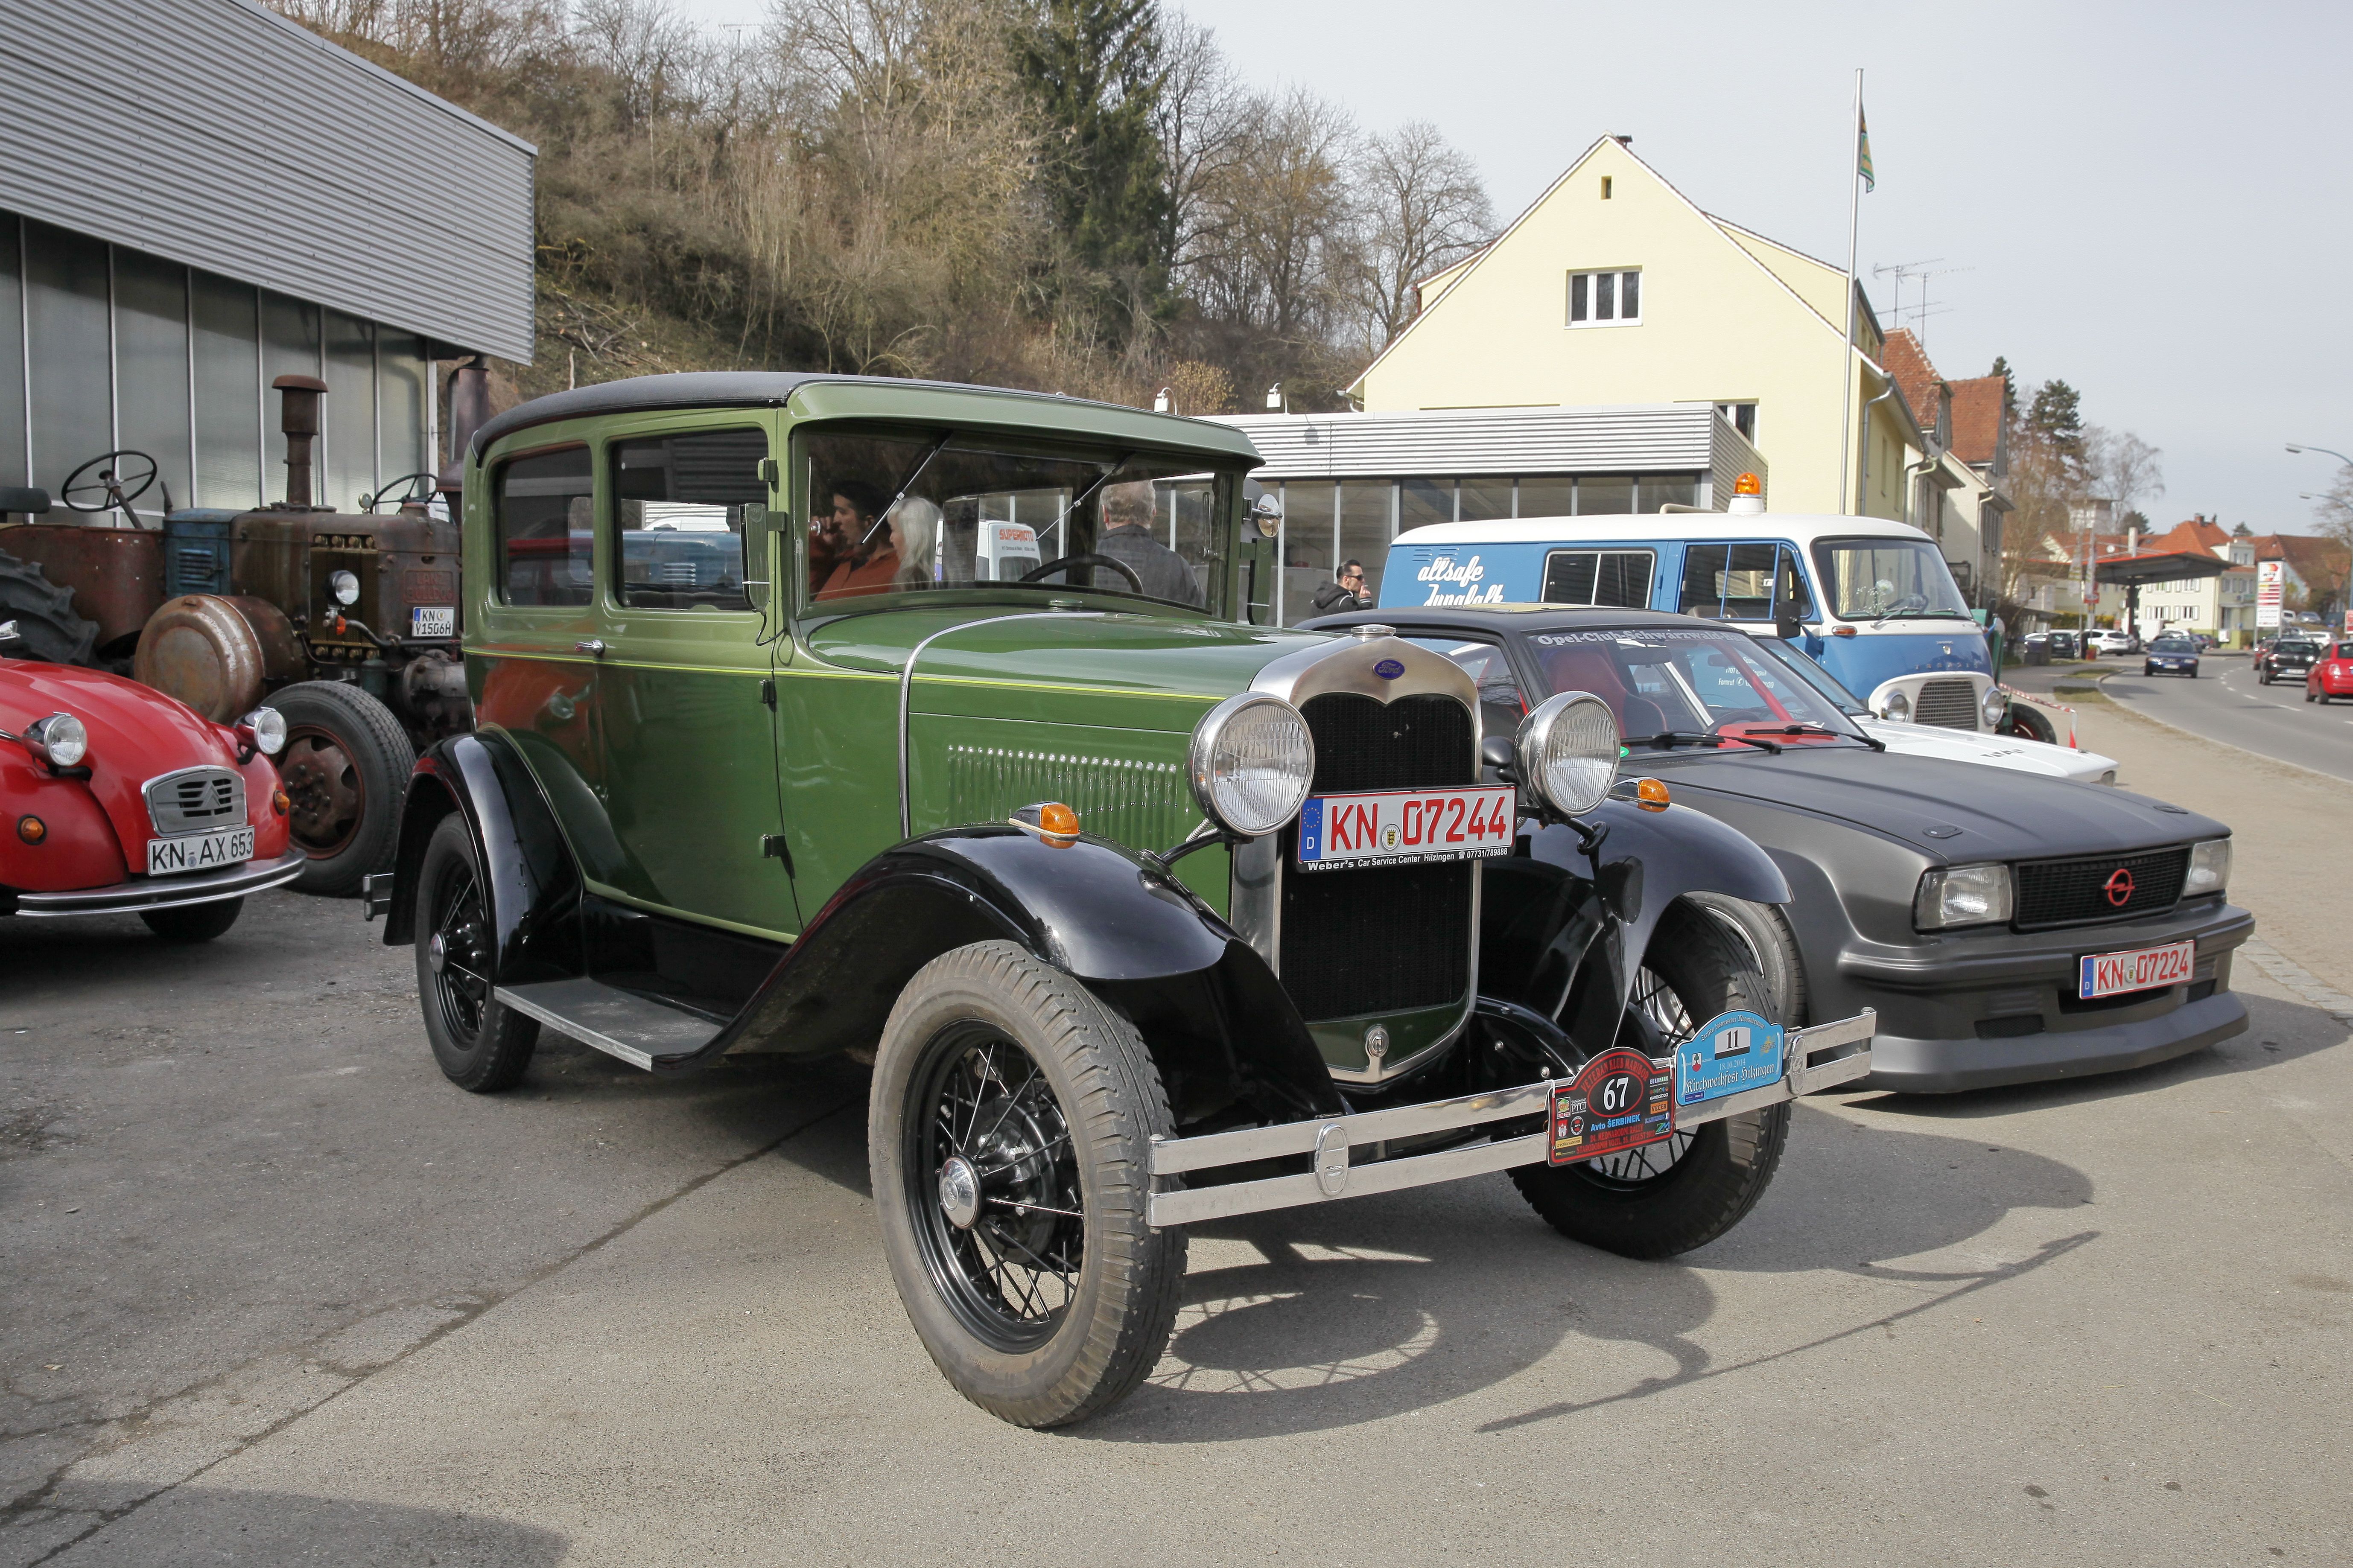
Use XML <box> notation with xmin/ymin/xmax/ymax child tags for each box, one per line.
<box><xmin>5</xmin><ymin>776</ymin><xmax>2351</xmax><ymax>1565</ymax></box>
<box><xmin>2102</xmin><ymin>652</ymin><xmax>2353</xmax><ymax>783</ymax></box>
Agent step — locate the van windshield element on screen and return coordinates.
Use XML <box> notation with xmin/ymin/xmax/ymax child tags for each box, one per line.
<box><xmin>796</xmin><ymin>428</ymin><xmax>1236</xmax><ymax>614</ymax></box>
<box><xmin>1526</xmin><ymin>625</ymin><xmax>1867</xmax><ymax>749</ymax></box>
<box><xmin>1810</xmin><ymin>536</ymin><xmax>1972</xmax><ymax>621</ymax></box>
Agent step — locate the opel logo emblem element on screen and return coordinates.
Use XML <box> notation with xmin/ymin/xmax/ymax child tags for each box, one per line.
<box><xmin>2102</xmin><ymin>867</ymin><xmax>2135</xmax><ymax>906</ymax></box>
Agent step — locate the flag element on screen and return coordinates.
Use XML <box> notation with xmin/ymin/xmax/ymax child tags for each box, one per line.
<box><xmin>1858</xmin><ymin>105</ymin><xmax>1875</xmax><ymax>192</ymax></box>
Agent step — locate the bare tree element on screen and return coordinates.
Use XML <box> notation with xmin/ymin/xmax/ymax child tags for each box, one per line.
<box><xmin>2082</xmin><ymin>426</ymin><xmax>2166</xmax><ymax>527</ymax></box>
<box><xmin>1346</xmin><ymin>119</ymin><xmax>1492</xmax><ymax>352</ymax></box>
<box><xmin>1151</xmin><ymin>13</ymin><xmax>1250</xmax><ymax>293</ymax></box>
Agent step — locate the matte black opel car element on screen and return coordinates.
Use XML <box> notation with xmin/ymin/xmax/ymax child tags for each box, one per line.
<box><xmin>1307</xmin><ymin>604</ymin><xmax>2253</xmax><ymax>1093</ymax></box>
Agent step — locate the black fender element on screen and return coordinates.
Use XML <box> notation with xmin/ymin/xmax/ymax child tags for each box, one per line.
<box><xmin>379</xmin><ymin>730</ymin><xmax>584</xmax><ymax>984</ymax></box>
<box><xmin>707</xmin><ymin>827</ymin><xmax>1345</xmax><ymax>1124</ymax></box>
<box><xmin>1480</xmin><ymin>796</ymin><xmax>1790</xmax><ymax>1058</ymax></box>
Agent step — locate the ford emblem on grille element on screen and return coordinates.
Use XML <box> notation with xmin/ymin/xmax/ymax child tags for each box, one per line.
<box><xmin>1372</xmin><ymin>659</ymin><xmax>1404</xmax><ymax>679</ymax></box>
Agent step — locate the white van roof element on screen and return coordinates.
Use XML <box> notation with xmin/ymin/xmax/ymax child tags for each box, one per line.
<box><xmin>1393</xmin><ymin>513</ymin><xmax>1936</xmax><ymax>548</ymax></box>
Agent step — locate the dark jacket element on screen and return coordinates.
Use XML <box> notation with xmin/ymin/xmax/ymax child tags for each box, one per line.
<box><xmin>1311</xmin><ymin>579</ymin><xmax>1369</xmax><ymax>613</ymax></box>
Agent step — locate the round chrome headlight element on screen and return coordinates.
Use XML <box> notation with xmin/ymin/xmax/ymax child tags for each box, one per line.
<box><xmin>1188</xmin><ymin>693</ymin><xmax>1314</xmax><ymax>837</ymax></box>
<box><xmin>1980</xmin><ymin>684</ymin><xmax>2008</xmax><ymax>730</ymax></box>
<box><xmin>329</xmin><ymin>569</ymin><xmax>361</xmax><ymax>606</ymax></box>
<box><xmin>1515</xmin><ymin>691</ymin><xmax>1619</xmax><ymax>818</ymax></box>
<box><xmin>242</xmin><ymin>705</ymin><xmax>287</xmax><ymax>755</ymax></box>
<box><xmin>1879</xmin><ymin>689</ymin><xmax>1912</xmax><ymax>723</ymax></box>
<box><xmin>25</xmin><ymin>711</ymin><xmax>88</xmax><ymax>769</ymax></box>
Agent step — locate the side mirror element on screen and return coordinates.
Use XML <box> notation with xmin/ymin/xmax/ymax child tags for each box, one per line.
<box><xmin>1248</xmin><ymin>495</ymin><xmax>1281</xmax><ymax>539</ymax></box>
<box><xmin>1775</xmin><ymin>607</ymin><xmax>1803</xmax><ymax>640</ymax></box>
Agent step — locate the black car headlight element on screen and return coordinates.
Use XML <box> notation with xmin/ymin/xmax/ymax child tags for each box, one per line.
<box><xmin>1915</xmin><ymin>862</ymin><xmax>2013</xmax><ymax>930</ymax></box>
<box><xmin>1188</xmin><ymin>693</ymin><xmax>1314</xmax><ymax>837</ymax></box>
<box><xmin>2184</xmin><ymin>838</ymin><xmax>2230</xmax><ymax>897</ymax></box>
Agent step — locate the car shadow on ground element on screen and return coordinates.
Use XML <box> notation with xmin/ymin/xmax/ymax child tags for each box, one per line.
<box><xmin>24</xmin><ymin>1484</ymin><xmax>567</xmax><ymax>1567</ymax></box>
<box><xmin>1831</xmin><ymin>991</ymin><xmax>2344</xmax><ymax>1125</ymax></box>
<box><xmin>1078</xmin><ymin>1101</ymin><xmax>2093</xmax><ymax>1444</ymax></box>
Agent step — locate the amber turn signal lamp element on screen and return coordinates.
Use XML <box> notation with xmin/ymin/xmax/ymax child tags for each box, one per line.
<box><xmin>17</xmin><ymin>815</ymin><xmax>45</xmax><ymax>845</ymax></box>
<box><xmin>1036</xmin><ymin>802</ymin><xmax>1080</xmax><ymax>839</ymax></box>
<box><xmin>272</xmin><ymin>789</ymin><xmax>290</xmax><ymax>816</ymax></box>
<box><xmin>1733</xmin><ymin>472</ymin><xmax>1763</xmax><ymax>496</ymax></box>
<box><xmin>1634</xmin><ymin>778</ymin><xmax>1671</xmax><ymax>811</ymax></box>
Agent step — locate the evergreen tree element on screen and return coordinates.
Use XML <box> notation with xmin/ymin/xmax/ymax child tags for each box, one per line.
<box><xmin>2025</xmin><ymin>379</ymin><xmax>2084</xmax><ymax>452</ymax></box>
<box><xmin>1014</xmin><ymin>0</ymin><xmax>1174</xmax><ymax>341</ymax></box>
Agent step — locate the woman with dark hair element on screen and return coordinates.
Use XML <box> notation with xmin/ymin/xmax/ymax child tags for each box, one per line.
<box><xmin>813</xmin><ymin>479</ymin><xmax>901</xmax><ymax>599</ymax></box>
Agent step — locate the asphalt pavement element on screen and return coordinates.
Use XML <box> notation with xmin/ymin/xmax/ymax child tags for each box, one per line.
<box><xmin>2019</xmin><ymin>651</ymin><xmax>2353</xmax><ymax>783</ymax></box>
<box><xmin>4</xmin><ymin>732</ymin><xmax>2350</xmax><ymax>1566</ymax></box>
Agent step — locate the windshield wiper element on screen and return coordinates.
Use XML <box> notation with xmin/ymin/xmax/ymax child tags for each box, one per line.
<box><xmin>1636</xmin><ymin>730</ymin><xmax>1782</xmax><ymax>755</ymax></box>
<box><xmin>1872</xmin><ymin>608</ymin><xmax>1973</xmax><ymax>621</ymax></box>
<box><xmin>1750</xmin><ymin>721</ymin><xmax>1883</xmax><ymax>752</ymax></box>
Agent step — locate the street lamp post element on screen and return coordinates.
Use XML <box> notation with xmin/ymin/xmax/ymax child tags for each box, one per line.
<box><xmin>2285</xmin><ymin>446</ymin><xmax>2353</xmax><ymax>635</ymax></box>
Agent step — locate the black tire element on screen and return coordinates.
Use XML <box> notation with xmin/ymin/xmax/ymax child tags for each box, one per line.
<box><xmin>0</xmin><ymin>550</ymin><xmax>99</xmax><ymax>666</ymax></box>
<box><xmin>870</xmin><ymin>940</ymin><xmax>1184</xmax><ymax>1428</ymax></box>
<box><xmin>415</xmin><ymin>814</ymin><xmax>537</xmax><ymax>1093</ymax></box>
<box><xmin>263</xmin><ymin>681</ymin><xmax>415</xmax><ymax>897</ymax></box>
<box><xmin>1512</xmin><ymin>900</ymin><xmax>1791</xmax><ymax>1259</ymax></box>
<box><xmin>2142</xmin><ymin>665</ymin><xmax>2154</xmax><ymax>677</ymax></box>
<box><xmin>2000</xmin><ymin>700</ymin><xmax>2058</xmax><ymax>745</ymax></box>
<box><xmin>1686</xmin><ymin>892</ymin><xmax>1807</xmax><ymax>1026</ymax></box>
<box><xmin>139</xmin><ymin>897</ymin><xmax>244</xmax><ymax>942</ymax></box>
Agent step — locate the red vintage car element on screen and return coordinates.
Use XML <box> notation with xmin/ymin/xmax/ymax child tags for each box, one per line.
<box><xmin>2309</xmin><ymin>641</ymin><xmax>2353</xmax><ymax>705</ymax></box>
<box><xmin>2</xmin><ymin>621</ymin><xmax>303</xmax><ymax>939</ymax></box>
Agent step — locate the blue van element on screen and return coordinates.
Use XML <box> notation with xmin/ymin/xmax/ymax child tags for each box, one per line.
<box><xmin>1378</xmin><ymin>498</ymin><xmax>2010</xmax><ymax>733</ymax></box>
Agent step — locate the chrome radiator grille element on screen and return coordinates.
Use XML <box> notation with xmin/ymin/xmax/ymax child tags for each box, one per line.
<box><xmin>1914</xmin><ymin>677</ymin><xmax>1979</xmax><ymax>729</ymax></box>
<box><xmin>145</xmin><ymin>767</ymin><xmax>244</xmax><ymax>836</ymax></box>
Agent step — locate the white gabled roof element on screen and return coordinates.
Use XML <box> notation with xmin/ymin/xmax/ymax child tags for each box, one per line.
<box><xmin>1393</xmin><ymin>512</ymin><xmax>1936</xmax><ymax>547</ymax></box>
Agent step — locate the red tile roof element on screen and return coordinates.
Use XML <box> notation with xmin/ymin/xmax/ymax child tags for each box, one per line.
<box><xmin>1947</xmin><ymin>376</ymin><xmax>2006</xmax><ymax>466</ymax></box>
<box><xmin>2250</xmin><ymin>533</ymin><xmax>2352</xmax><ymax>586</ymax></box>
<box><xmin>1880</xmin><ymin>329</ymin><xmax>1943</xmax><ymax>433</ymax></box>
<box><xmin>2150</xmin><ymin>518</ymin><xmax>2233</xmax><ymax>557</ymax></box>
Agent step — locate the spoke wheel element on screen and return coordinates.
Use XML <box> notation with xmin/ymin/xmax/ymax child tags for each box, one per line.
<box><xmin>908</xmin><ymin>1023</ymin><xmax>1084</xmax><ymax>1352</ymax></box>
<box><xmin>412</xmin><ymin>814</ymin><xmax>536</xmax><ymax>1093</ymax></box>
<box><xmin>870</xmin><ymin>940</ymin><xmax>1185</xmax><ymax>1428</ymax></box>
<box><xmin>426</xmin><ymin>844</ymin><xmax>492</xmax><ymax>1043</ymax></box>
<box><xmin>1578</xmin><ymin>965</ymin><xmax>1698</xmax><ymax>1185</ymax></box>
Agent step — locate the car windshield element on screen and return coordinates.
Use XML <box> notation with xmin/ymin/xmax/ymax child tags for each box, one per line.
<box><xmin>796</xmin><ymin>428</ymin><xmax>1236</xmax><ymax>613</ymax></box>
<box><xmin>1523</xmin><ymin>624</ymin><xmax>1868</xmax><ymax>748</ymax></box>
<box><xmin>1747</xmin><ymin>635</ymin><xmax>1874</xmax><ymax>716</ymax></box>
<box><xmin>1809</xmin><ymin>536</ymin><xmax>1973</xmax><ymax>621</ymax></box>
<box><xmin>2150</xmin><ymin>635</ymin><xmax>2195</xmax><ymax>651</ymax></box>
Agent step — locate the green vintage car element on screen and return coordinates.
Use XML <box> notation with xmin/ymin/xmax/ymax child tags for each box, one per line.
<box><xmin>368</xmin><ymin>372</ymin><xmax>1874</xmax><ymax>1427</ymax></box>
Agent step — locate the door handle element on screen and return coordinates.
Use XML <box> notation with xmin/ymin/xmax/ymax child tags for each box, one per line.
<box><xmin>575</xmin><ymin>638</ymin><xmax>606</xmax><ymax>656</ymax></box>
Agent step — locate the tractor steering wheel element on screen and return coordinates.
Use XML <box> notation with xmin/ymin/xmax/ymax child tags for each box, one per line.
<box><xmin>360</xmin><ymin>472</ymin><xmax>438</xmax><ymax>511</ymax></box>
<box><xmin>61</xmin><ymin>449</ymin><xmax>159</xmax><ymax>514</ymax></box>
<box><xmin>1019</xmin><ymin>553</ymin><xmax>1146</xmax><ymax>594</ymax></box>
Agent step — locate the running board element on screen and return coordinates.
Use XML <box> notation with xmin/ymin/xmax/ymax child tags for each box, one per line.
<box><xmin>494</xmin><ymin>979</ymin><xmax>721</xmax><ymax>1070</ymax></box>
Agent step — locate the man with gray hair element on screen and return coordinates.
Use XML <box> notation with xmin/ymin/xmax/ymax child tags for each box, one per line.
<box><xmin>1088</xmin><ymin>479</ymin><xmax>1206</xmax><ymax>605</ymax></box>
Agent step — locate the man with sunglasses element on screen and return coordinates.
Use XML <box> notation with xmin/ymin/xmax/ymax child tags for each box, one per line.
<box><xmin>1311</xmin><ymin>559</ymin><xmax>1372</xmax><ymax>613</ymax></box>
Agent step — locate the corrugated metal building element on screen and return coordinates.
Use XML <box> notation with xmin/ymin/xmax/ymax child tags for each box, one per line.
<box><xmin>1213</xmin><ymin>403</ymin><xmax>1766</xmax><ymax>624</ymax></box>
<box><xmin>0</xmin><ymin>0</ymin><xmax>534</xmax><ymax>512</ymax></box>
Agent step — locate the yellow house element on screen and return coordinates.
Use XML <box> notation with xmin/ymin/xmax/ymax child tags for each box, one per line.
<box><xmin>1353</xmin><ymin>134</ymin><xmax>1924</xmax><ymax>521</ymax></box>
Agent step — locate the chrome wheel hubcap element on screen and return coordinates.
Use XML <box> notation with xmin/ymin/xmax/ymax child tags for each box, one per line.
<box><xmin>937</xmin><ymin>1155</ymin><xmax>981</xmax><ymax>1229</ymax></box>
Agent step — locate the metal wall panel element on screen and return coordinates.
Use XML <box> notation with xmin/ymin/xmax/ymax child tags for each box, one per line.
<box><xmin>0</xmin><ymin>0</ymin><xmax>533</xmax><ymax>360</ymax></box>
<box><xmin>1218</xmin><ymin>405</ymin><xmax>1722</xmax><ymax>478</ymax></box>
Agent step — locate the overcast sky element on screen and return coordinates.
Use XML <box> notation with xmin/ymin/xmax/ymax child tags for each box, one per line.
<box><xmin>671</xmin><ymin>0</ymin><xmax>2353</xmax><ymax>531</ymax></box>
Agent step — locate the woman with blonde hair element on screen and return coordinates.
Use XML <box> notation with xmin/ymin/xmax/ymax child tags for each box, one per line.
<box><xmin>888</xmin><ymin>496</ymin><xmax>943</xmax><ymax>589</ymax></box>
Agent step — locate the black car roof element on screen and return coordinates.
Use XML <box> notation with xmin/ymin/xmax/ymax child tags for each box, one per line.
<box><xmin>1302</xmin><ymin>603</ymin><xmax>1716</xmax><ymax>636</ymax></box>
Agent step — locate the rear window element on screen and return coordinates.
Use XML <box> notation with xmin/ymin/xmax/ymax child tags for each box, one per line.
<box><xmin>496</xmin><ymin>446</ymin><xmax>594</xmax><ymax>608</ymax></box>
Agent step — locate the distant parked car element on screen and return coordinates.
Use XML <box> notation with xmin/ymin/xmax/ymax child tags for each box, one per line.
<box><xmin>2191</xmin><ymin>632</ymin><xmax>2217</xmax><ymax>652</ymax></box>
<box><xmin>2045</xmin><ymin>630</ymin><xmax>2085</xmax><ymax>660</ymax></box>
<box><xmin>2258</xmin><ymin>637</ymin><xmax>2323</xmax><ymax>685</ymax></box>
<box><xmin>2308</xmin><ymin>641</ymin><xmax>2353</xmax><ymax>705</ymax></box>
<box><xmin>2143</xmin><ymin>632</ymin><xmax>2200</xmax><ymax>679</ymax></box>
<box><xmin>2089</xmin><ymin>629</ymin><xmax>2138</xmax><ymax>656</ymax></box>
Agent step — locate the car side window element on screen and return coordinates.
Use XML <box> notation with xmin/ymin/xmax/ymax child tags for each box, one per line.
<box><xmin>612</xmin><ymin>428</ymin><xmax>768</xmax><ymax>611</ymax></box>
<box><xmin>1541</xmin><ymin>549</ymin><xmax>1654</xmax><ymax>608</ymax></box>
<box><xmin>1680</xmin><ymin>542</ymin><xmax>1810</xmax><ymax>621</ymax></box>
<box><xmin>496</xmin><ymin>446</ymin><xmax>594</xmax><ymax>608</ymax></box>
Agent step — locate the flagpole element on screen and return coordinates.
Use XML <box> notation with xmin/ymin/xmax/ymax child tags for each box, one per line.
<box><xmin>1836</xmin><ymin>67</ymin><xmax>1863</xmax><ymax>516</ymax></box>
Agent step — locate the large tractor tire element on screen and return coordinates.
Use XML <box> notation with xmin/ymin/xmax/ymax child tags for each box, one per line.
<box><xmin>0</xmin><ymin>550</ymin><xmax>99</xmax><ymax>666</ymax></box>
<box><xmin>262</xmin><ymin>681</ymin><xmax>415</xmax><ymax>897</ymax></box>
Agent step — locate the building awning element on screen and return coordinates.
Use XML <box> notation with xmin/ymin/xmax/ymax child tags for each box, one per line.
<box><xmin>2094</xmin><ymin>551</ymin><xmax>2227</xmax><ymax>587</ymax></box>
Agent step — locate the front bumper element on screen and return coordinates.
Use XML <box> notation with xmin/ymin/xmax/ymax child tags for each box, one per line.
<box><xmin>1863</xmin><ymin>989</ymin><xmax>2245</xmax><ymax>1093</ymax></box>
<box><xmin>2</xmin><ymin>849</ymin><xmax>306</xmax><ymax>917</ymax></box>
<box><xmin>1144</xmin><ymin>1011</ymin><xmax>1876</xmax><ymax>1227</ymax></box>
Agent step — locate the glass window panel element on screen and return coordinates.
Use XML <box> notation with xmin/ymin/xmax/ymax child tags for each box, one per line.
<box><xmin>1542</xmin><ymin>551</ymin><xmax>1597</xmax><ymax>604</ymax></box>
<box><xmin>1568</xmin><ymin>273</ymin><xmax>1587</xmax><ymax>323</ymax></box>
<box><xmin>1594</xmin><ymin>551</ymin><xmax>1655</xmax><ymax>608</ymax></box>
<box><xmin>260</xmin><ymin>292</ymin><xmax>320</xmax><ymax>504</ymax></box>
<box><xmin>1778</xmin><ymin>545</ymin><xmax>1815</xmax><ymax>619</ymax></box>
<box><xmin>0</xmin><ymin>216</ymin><xmax>23</xmax><ymax>488</ymax></box>
<box><xmin>1594</xmin><ymin>271</ymin><xmax>1615</xmax><ymax>321</ymax></box>
<box><xmin>1158</xmin><ymin>477</ymin><xmax>1221</xmax><ymax>605</ymax></box>
<box><xmin>1399</xmin><ymin>477</ymin><xmax>1452</xmax><ymax>531</ymax></box>
<box><xmin>1578</xmin><ymin>476</ymin><xmax>1634</xmax><ymax>515</ymax></box>
<box><xmin>377</xmin><ymin>329</ymin><xmax>429</xmax><ymax>484</ymax></box>
<box><xmin>498</xmin><ymin>446</ymin><xmax>594</xmax><ymax>606</ymax></box>
<box><xmin>191</xmin><ymin>272</ymin><xmax>260</xmax><ymax>509</ymax></box>
<box><xmin>113</xmin><ymin>250</ymin><xmax>192</xmax><ymax>513</ymax></box>
<box><xmin>1644</xmin><ymin>474</ymin><xmax>1697</xmax><ymax>510</ymax></box>
<box><xmin>1281</xmin><ymin>479</ymin><xmax>1334</xmax><ymax>626</ymax></box>
<box><xmin>613</xmin><ymin>427</ymin><xmax>765</xmax><ymax>610</ymax></box>
<box><xmin>1620</xmin><ymin>270</ymin><xmax>1640</xmax><ymax>320</ymax></box>
<box><xmin>323</xmin><ymin>310</ymin><xmax>375</xmax><ymax>512</ymax></box>
<box><xmin>1458</xmin><ymin>478</ymin><xmax>1512</xmax><ymax>521</ymax></box>
<box><xmin>1518</xmin><ymin>475</ymin><xmax>1573</xmax><ymax>518</ymax></box>
<box><xmin>1722</xmin><ymin>541</ymin><xmax>1778</xmax><ymax>619</ymax></box>
<box><xmin>1338</xmin><ymin>479</ymin><xmax>1393</xmax><ymax>601</ymax></box>
<box><xmin>1678</xmin><ymin>543</ymin><xmax>1729</xmax><ymax>617</ymax></box>
<box><xmin>24</xmin><ymin>222</ymin><xmax>111</xmax><ymax>497</ymax></box>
